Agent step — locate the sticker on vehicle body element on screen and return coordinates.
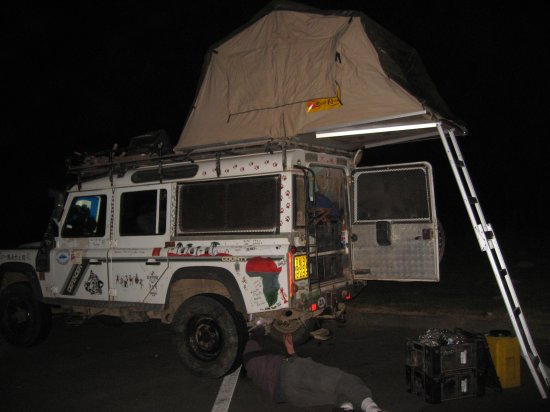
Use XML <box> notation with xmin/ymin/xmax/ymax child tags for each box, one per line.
<box><xmin>84</xmin><ymin>270</ymin><xmax>104</xmax><ymax>295</ymax></box>
<box><xmin>62</xmin><ymin>261</ymin><xmax>89</xmax><ymax>295</ymax></box>
<box><xmin>56</xmin><ymin>250</ymin><xmax>70</xmax><ymax>265</ymax></box>
<box><xmin>116</xmin><ymin>273</ymin><xmax>145</xmax><ymax>288</ymax></box>
<box><xmin>245</xmin><ymin>257</ymin><xmax>282</xmax><ymax>307</ymax></box>
<box><xmin>168</xmin><ymin>241</ymin><xmax>230</xmax><ymax>257</ymax></box>
<box><xmin>70</xmin><ymin>250</ymin><xmax>83</xmax><ymax>264</ymax></box>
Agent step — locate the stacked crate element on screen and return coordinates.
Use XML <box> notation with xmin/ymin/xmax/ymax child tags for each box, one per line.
<box><xmin>406</xmin><ymin>329</ymin><xmax>487</xmax><ymax>403</ymax></box>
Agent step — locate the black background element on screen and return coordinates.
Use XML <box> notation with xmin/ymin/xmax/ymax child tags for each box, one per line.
<box><xmin>3</xmin><ymin>1</ymin><xmax>549</xmax><ymax>262</ymax></box>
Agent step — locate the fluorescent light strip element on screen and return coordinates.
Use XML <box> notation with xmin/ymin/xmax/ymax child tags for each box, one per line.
<box><xmin>316</xmin><ymin>122</ymin><xmax>438</xmax><ymax>138</ymax></box>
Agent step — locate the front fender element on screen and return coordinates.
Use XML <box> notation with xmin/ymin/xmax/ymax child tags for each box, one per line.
<box><xmin>0</xmin><ymin>262</ymin><xmax>43</xmax><ymax>300</ymax></box>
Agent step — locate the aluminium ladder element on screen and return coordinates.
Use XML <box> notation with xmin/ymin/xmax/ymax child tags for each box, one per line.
<box><xmin>437</xmin><ymin>124</ymin><xmax>549</xmax><ymax>399</ymax></box>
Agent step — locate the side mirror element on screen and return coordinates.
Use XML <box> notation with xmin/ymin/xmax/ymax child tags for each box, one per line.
<box><xmin>48</xmin><ymin>189</ymin><xmax>66</xmax><ymax>225</ymax></box>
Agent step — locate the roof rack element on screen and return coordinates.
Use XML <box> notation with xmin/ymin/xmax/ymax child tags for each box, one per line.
<box><xmin>66</xmin><ymin>130</ymin><xmax>185</xmax><ymax>186</ymax></box>
<box><xmin>66</xmin><ymin>132</ymin><xmax>355</xmax><ymax>187</ymax></box>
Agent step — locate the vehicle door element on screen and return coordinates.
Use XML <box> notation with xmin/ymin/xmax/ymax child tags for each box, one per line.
<box><xmin>51</xmin><ymin>190</ymin><xmax>111</xmax><ymax>300</ymax></box>
<box><xmin>109</xmin><ymin>184</ymin><xmax>171</xmax><ymax>304</ymax></box>
<box><xmin>351</xmin><ymin>162</ymin><xmax>439</xmax><ymax>281</ymax></box>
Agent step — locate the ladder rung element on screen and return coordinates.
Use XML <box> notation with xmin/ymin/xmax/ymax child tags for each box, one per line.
<box><xmin>513</xmin><ymin>307</ymin><xmax>522</xmax><ymax>317</ymax></box>
<box><xmin>499</xmin><ymin>268</ymin><xmax>508</xmax><ymax>277</ymax></box>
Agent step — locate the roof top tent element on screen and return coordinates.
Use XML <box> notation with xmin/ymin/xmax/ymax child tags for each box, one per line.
<box><xmin>175</xmin><ymin>0</ymin><xmax>549</xmax><ymax>397</ymax></box>
<box><xmin>175</xmin><ymin>0</ymin><xmax>465</xmax><ymax>153</ymax></box>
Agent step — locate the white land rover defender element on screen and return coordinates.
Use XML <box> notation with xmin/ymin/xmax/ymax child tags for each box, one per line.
<box><xmin>0</xmin><ymin>131</ymin><xmax>442</xmax><ymax>377</ymax></box>
<box><xmin>1</xmin><ymin>3</ymin><xmax>458</xmax><ymax>378</ymax></box>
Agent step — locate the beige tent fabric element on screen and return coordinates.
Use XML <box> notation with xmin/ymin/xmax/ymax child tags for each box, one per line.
<box><xmin>223</xmin><ymin>12</ymin><xmax>345</xmax><ymax>114</ymax></box>
<box><xmin>176</xmin><ymin>10</ymin><xmax>427</xmax><ymax>151</ymax></box>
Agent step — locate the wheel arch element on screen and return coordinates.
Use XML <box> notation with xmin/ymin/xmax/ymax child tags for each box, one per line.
<box><xmin>0</xmin><ymin>262</ymin><xmax>43</xmax><ymax>299</ymax></box>
<box><xmin>167</xmin><ymin>266</ymin><xmax>247</xmax><ymax>315</ymax></box>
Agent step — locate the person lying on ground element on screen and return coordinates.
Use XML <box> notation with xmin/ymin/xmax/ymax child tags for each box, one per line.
<box><xmin>242</xmin><ymin>326</ymin><xmax>386</xmax><ymax>412</ymax></box>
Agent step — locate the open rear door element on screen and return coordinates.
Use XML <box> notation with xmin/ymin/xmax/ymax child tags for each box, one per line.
<box><xmin>351</xmin><ymin>162</ymin><xmax>439</xmax><ymax>281</ymax></box>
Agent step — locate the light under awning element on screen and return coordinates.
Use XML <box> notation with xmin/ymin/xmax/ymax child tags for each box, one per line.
<box><xmin>316</xmin><ymin>122</ymin><xmax>439</xmax><ymax>139</ymax></box>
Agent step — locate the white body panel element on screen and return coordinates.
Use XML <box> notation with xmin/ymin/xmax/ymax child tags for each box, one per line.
<box><xmin>1</xmin><ymin>147</ymin><xmax>440</xmax><ymax>318</ymax></box>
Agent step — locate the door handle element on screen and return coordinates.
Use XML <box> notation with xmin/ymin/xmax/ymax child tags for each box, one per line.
<box><xmin>422</xmin><ymin>228</ymin><xmax>433</xmax><ymax>240</ymax></box>
<box><xmin>89</xmin><ymin>259</ymin><xmax>102</xmax><ymax>265</ymax></box>
<box><xmin>415</xmin><ymin>229</ymin><xmax>434</xmax><ymax>240</ymax></box>
<box><xmin>146</xmin><ymin>259</ymin><xmax>161</xmax><ymax>266</ymax></box>
<box><xmin>376</xmin><ymin>221</ymin><xmax>391</xmax><ymax>246</ymax></box>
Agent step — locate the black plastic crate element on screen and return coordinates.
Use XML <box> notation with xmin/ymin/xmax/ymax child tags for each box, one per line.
<box><xmin>406</xmin><ymin>338</ymin><xmax>477</xmax><ymax>377</ymax></box>
<box><xmin>406</xmin><ymin>365</ymin><xmax>484</xmax><ymax>403</ymax></box>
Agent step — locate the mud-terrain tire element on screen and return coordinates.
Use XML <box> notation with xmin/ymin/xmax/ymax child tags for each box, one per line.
<box><xmin>270</xmin><ymin>318</ymin><xmax>320</xmax><ymax>346</ymax></box>
<box><xmin>172</xmin><ymin>294</ymin><xmax>246</xmax><ymax>378</ymax></box>
<box><xmin>0</xmin><ymin>282</ymin><xmax>52</xmax><ymax>347</ymax></box>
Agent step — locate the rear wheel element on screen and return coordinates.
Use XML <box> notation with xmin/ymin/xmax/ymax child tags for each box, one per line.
<box><xmin>172</xmin><ymin>294</ymin><xmax>246</xmax><ymax>378</ymax></box>
<box><xmin>0</xmin><ymin>282</ymin><xmax>52</xmax><ymax>347</ymax></box>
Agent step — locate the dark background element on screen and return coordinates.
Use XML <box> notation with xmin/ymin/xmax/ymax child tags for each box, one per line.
<box><xmin>3</xmin><ymin>1</ymin><xmax>549</xmax><ymax>264</ymax></box>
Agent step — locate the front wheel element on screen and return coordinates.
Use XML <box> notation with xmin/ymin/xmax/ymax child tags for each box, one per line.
<box><xmin>171</xmin><ymin>294</ymin><xmax>246</xmax><ymax>378</ymax></box>
<box><xmin>0</xmin><ymin>282</ymin><xmax>52</xmax><ymax>347</ymax></box>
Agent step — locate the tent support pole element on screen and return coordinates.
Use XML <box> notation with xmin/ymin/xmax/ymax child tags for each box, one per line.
<box><xmin>437</xmin><ymin>124</ymin><xmax>549</xmax><ymax>398</ymax></box>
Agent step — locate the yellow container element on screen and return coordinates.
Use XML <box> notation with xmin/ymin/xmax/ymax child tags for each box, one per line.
<box><xmin>486</xmin><ymin>333</ymin><xmax>521</xmax><ymax>389</ymax></box>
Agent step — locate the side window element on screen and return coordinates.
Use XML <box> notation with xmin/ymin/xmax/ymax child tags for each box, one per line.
<box><xmin>62</xmin><ymin>195</ymin><xmax>107</xmax><ymax>238</ymax></box>
<box><xmin>312</xmin><ymin>166</ymin><xmax>346</xmax><ymax>221</ymax></box>
<box><xmin>177</xmin><ymin>176</ymin><xmax>280</xmax><ymax>234</ymax></box>
<box><xmin>119</xmin><ymin>189</ymin><xmax>167</xmax><ymax>236</ymax></box>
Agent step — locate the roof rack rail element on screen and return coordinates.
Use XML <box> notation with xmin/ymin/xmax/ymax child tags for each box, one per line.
<box><xmin>180</xmin><ymin>138</ymin><xmax>353</xmax><ymax>158</ymax></box>
<box><xmin>65</xmin><ymin>134</ymin><xmax>354</xmax><ymax>187</ymax></box>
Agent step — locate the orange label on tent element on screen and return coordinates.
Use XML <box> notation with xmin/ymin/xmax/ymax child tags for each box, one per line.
<box><xmin>306</xmin><ymin>97</ymin><xmax>342</xmax><ymax>113</ymax></box>
<box><xmin>305</xmin><ymin>87</ymin><xmax>342</xmax><ymax>113</ymax></box>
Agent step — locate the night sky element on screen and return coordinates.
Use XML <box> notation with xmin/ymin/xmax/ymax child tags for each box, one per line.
<box><xmin>3</xmin><ymin>1</ymin><xmax>549</xmax><ymax>261</ymax></box>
